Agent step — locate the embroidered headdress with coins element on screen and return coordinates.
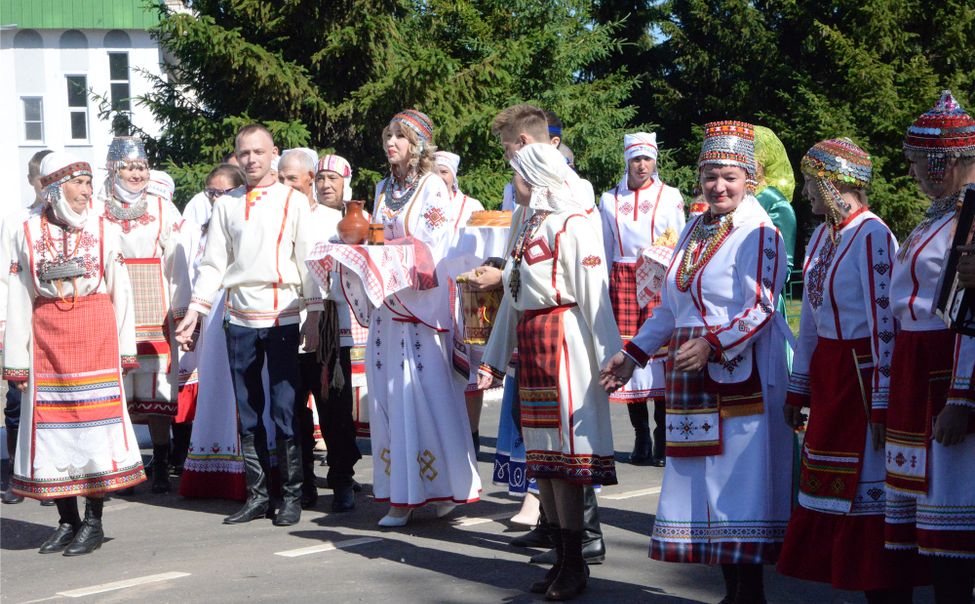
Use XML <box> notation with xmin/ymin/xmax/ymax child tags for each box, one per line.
<box><xmin>698</xmin><ymin>120</ymin><xmax>758</xmax><ymax>192</ymax></box>
<box><xmin>104</xmin><ymin>136</ymin><xmax>153</xmax><ymax>220</ymax></box>
<box><xmin>800</xmin><ymin>137</ymin><xmax>872</xmax><ymax>238</ymax></box>
<box><xmin>904</xmin><ymin>90</ymin><xmax>975</xmax><ymax>184</ymax></box>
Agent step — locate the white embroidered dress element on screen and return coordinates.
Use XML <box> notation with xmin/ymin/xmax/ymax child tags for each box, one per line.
<box><xmin>599</xmin><ymin>178</ymin><xmax>685</xmax><ymax>402</ymax></box>
<box><xmin>625</xmin><ymin>196</ymin><xmax>793</xmax><ymax>563</ymax></box>
<box><xmin>368</xmin><ymin>173</ymin><xmax>481</xmax><ymax>507</ymax></box>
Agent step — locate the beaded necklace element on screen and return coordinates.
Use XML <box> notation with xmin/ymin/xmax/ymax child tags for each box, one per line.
<box><xmin>382</xmin><ymin>172</ymin><xmax>420</xmax><ymax>213</ymax></box>
<box><xmin>896</xmin><ymin>190</ymin><xmax>960</xmax><ymax>262</ymax></box>
<box><xmin>675</xmin><ymin>210</ymin><xmax>735</xmax><ymax>292</ymax></box>
<box><xmin>508</xmin><ymin>210</ymin><xmax>552</xmax><ymax>301</ymax></box>
<box><xmin>38</xmin><ymin>211</ymin><xmax>86</xmax><ymax>306</ymax></box>
<box><xmin>106</xmin><ymin>189</ymin><xmax>149</xmax><ymax>222</ymax></box>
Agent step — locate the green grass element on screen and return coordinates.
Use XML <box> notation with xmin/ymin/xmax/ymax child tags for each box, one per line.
<box><xmin>784</xmin><ymin>298</ymin><xmax>802</xmax><ymax>336</ymax></box>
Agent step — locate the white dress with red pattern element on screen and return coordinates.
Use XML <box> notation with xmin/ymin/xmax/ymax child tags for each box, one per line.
<box><xmin>625</xmin><ymin>195</ymin><xmax>792</xmax><ymax>564</ymax></box>
<box><xmin>3</xmin><ymin>212</ymin><xmax>145</xmax><ymax>498</ymax></box>
<box><xmin>366</xmin><ymin>173</ymin><xmax>481</xmax><ymax>507</ymax></box>
<box><xmin>599</xmin><ymin>178</ymin><xmax>685</xmax><ymax>403</ymax></box>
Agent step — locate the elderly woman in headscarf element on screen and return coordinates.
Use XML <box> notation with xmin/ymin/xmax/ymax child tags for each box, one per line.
<box><xmin>601</xmin><ymin>121</ymin><xmax>792</xmax><ymax>604</ymax></box>
<box><xmin>4</xmin><ymin>153</ymin><xmax>145</xmax><ymax>555</ymax></box>
<box><xmin>477</xmin><ymin>143</ymin><xmax>621</xmax><ymax>601</ymax></box>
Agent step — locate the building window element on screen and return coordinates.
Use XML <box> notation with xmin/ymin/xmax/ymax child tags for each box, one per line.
<box><xmin>109</xmin><ymin>52</ymin><xmax>131</xmax><ymax>135</ymax></box>
<box><xmin>22</xmin><ymin>97</ymin><xmax>44</xmax><ymax>142</ymax></box>
<box><xmin>66</xmin><ymin>75</ymin><xmax>88</xmax><ymax>141</ymax></box>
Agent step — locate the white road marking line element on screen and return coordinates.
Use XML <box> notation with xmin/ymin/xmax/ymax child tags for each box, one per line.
<box><xmin>274</xmin><ymin>536</ymin><xmax>381</xmax><ymax>558</ymax></box>
<box><xmin>602</xmin><ymin>486</ymin><xmax>663</xmax><ymax>500</ymax></box>
<box><xmin>453</xmin><ymin>511</ymin><xmax>511</xmax><ymax>527</ymax></box>
<box><xmin>56</xmin><ymin>572</ymin><xmax>190</xmax><ymax>598</ymax></box>
<box><xmin>19</xmin><ymin>596</ymin><xmax>62</xmax><ymax>604</ymax></box>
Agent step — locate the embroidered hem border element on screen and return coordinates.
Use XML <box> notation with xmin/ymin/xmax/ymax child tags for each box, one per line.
<box><xmin>12</xmin><ymin>464</ymin><xmax>145</xmax><ymax>499</ymax></box>
<box><xmin>650</xmin><ymin>520</ymin><xmax>787</xmax><ymax>564</ymax></box>
<box><xmin>526</xmin><ymin>451</ymin><xmax>618</xmax><ymax>486</ymax></box>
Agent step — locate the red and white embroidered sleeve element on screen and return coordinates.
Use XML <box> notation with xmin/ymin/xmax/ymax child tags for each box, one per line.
<box><xmin>703</xmin><ymin>224</ymin><xmax>785</xmax><ymax>362</ymax></box>
<box><xmin>948</xmin><ymin>335</ymin><xmax>975</xmax><ymax>409</ymax></box>
<box><xmin>859</xmin><ymin>229</ymin><xmax>897</xmax><ymax>423</ymax></box>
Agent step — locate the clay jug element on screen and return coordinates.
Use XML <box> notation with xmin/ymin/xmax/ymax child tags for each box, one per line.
<box><xmin>337</xmin><ymin>200</ymin><xmax>369</xmax><ymax>244</ymax></box>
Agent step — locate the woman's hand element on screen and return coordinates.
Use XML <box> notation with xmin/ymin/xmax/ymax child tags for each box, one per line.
<box><xmin>600</xmin><ymin>352</ymin><xmax>636</xmax><ymax>393</ymax></box>
<box><xmin>783</xmin><ymin>404</ymin><xmax>806</xmax><ymax>429</ymax></box>
<box><xmin>934</xmin><ymin>405</ymin><xmax>970</xmax><ymax>446</ymax></box>
<box><xmin>674</xmin><ymin>337</ymin><xmax>712</xmax><ymax>372</ymax></box>
<box><xmin>459</xmin><ymin>266</ymin><xmax>503</xmax><ymax>292</ymax></box>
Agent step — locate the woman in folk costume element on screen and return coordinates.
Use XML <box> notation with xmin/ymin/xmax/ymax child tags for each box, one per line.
<box><xmin>775</xmin><ymin>139</ymin><xmax>923</xmax><ymax>601</ymax></box>
<box><xmin>99</xmin><ymin>136</ymin><xmax>187</xmax><ymax>494</ymax></box>
<box><xmin>3</xmin><ymin>153</ymin><xmax>145</xmax><ymax>555</ymax></box>
<box><xmin>885</xmin><ymin>90</ymin><xmax>975</xmax><ymax>603</ymax></box>
<box><xmin>478</xmin><ymin>143</ymin><xmax>621</xmax><ymax>601</ymax></box>
<box><xmin>599</xmin><ymin>131</ymin><xmax>685</xmax><ymax>467</ymax></box>
<box><xmin>602</xmin><ymin>121</ymin><xmax>792</xmax><ymax>604</ymax></box>
<box><xmin>435</xmin><ymin>150</ymin><xmax>492</xmax><ymax>452</ymax></box>
<box><xmin>369</xmin><ymin>109</ymin><xmax>481</xmax><ymax>526</ymax></box>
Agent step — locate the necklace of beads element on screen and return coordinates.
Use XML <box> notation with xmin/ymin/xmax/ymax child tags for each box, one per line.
<box><xmin>38</xmin><ymin>211</ymin><xmax>86</xmax><ymax>305</ymax></box>
<box><xmin>675</xmin><ymin>210</ymin><xmax>735</xmax><ymax>292</ymax></box>
<box><xmin>382</xmin><ymin>172</ymin><xmax>420</xmax><ymax>213</ymax></box>
<box><xmin>896</xmin><ymin>190</ymin><xmax>960</xmax><ymax>262</ymax></box>
<box><xmin>106</xmin><ymin>189</ymin><xmax>149</xmax><ymax>222</ymax></box>
<box><xmin>508</xmin><ymin>210</ymin><xmax>552</xmax><ymax>301</ymax></box>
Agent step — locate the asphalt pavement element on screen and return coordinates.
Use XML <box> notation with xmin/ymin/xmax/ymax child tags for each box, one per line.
<box><xmin>0</xmin><ymin>395</ymin><xmax>934</xmax><ymax>604</ymax></box>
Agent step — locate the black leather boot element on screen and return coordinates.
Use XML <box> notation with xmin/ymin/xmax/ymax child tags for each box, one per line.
<box><xmin>718</xmin><ymin>564</ymin><xmax>737</xmax><ymax>604</ymax></box>
<box><xmin>273</xmin><ymin>438</ymin><xmax>303</xmax><ymax>526</ymax></box>
<box><xmin>39</xmin><ymin>497</ymin><xmax>81</xmax><ymax>554</ymax></box>
<box><xmin>151</xmin><ymin>443</ymin><xmax>170</xmax><ymax>494</ymax></box>
<box><xmin>532</xmin><ymin>487</ymin><xmax>605</xmax><ymax>564</ymax></box>
<box><xmin>224</xmin><ymin>435</ymin><xmax>269</xmax><ymax>524</ymax></box>
<box><xmin>530</xmin><ymin>527</ymin><xmax>563</xmax><ymax>593</ymax></box>
<box><xmin>735</xmin><ymin>564</ymin><xmax>766</xmax><ymax>604</ymax></box>
<box><xmin>2</xmin><ymin>427</ymin><xmax>24</xmax><ymax>504</ymax></box>
<box><xmin>512</xmin><ymin>505</ymin><xmax>557</xmax><ymax>548</ymax></box>
<box><xmin>63</xmin><ymin>498</ymin><xmax>104</xmax><ymax>556</ymax></box>
<box><xmin>627</xmin><ymin>402</ymin><xmax>653</xmax><ymax>465</ymax></box>
<box><xmin>545</xmin><ymin>529</ymin><xmax>587</xmax><ymax>601</ymax></box>
<box><xmin>170</xmin><ymin>422</ymin><xmax>192</xmax><ymax>476</ymax></box>
<box><xmin>301</xmin><ymin>456</ymin><xmax>318</xmax><ymax>509</ymax></box>
<box><xmin>651</xmin><ymin>399</ymin><xmax>666</xmax><ymax>467</ymax></box>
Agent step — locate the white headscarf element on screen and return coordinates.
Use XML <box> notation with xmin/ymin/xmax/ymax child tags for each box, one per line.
<box><xmin>40</xmin><ymin>152</ymin><xmax>91</xmax><ymax>230</ymax></box>
<box><xmin>510</xmin><ymin>143</ymin><xmax>585</xmax><ymax>214</ymax></box>
<box><xmin>624</xmin><ymin>132</ymin><xmax>658</xmax><ymax>162</ymax></box>
<box><xmin>434</xmin><ymin>151</ymin><xmax>461</xmax><ymax>192</ymax></box>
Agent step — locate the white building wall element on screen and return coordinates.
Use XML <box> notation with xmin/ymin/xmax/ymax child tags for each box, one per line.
<box><xmin>0</xmin><ymin>27</ymin><xmax>165</xmax><ymax>218</ymax></box>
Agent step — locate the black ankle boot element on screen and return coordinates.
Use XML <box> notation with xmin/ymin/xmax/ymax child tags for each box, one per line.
<box><xmin>513</xmin><ymin>505</ymin><xmax>557</xmax><ymax>548</ymax></box>
<box><xmin>224</xmin><ymin>435</ymin><xmax>269</xmax><ymax>524</ymax></box>
<box><xmin>627</xmin><ymin>402</ymin><xmax>653</xmax><ymax>465</ymax></box>
<box><xmin>545</xmin><ymin>529</ymin><xmax>588</xmax><ymax>601</ymax></box>
<box><xmin>531</xmin><ymin>487</ymin><xmax>605</xmax><ymax>564</ymax></box>
<box><xmin>39</xmin><ymin>497</ymin><xmax>81</xmax><ymax>554</ymax></box>
<box><xmin>931</xmin><ymin>557</ymin><xmax>975</xmax><ymax>604</ymax></box>
<box><xmin>273</xmin><ymin>438</ymin><xmax>303</xmax><ymax>526</ymax></box>
<box><xmin>2</xmin><ymin>427</ymin><xmax>24</xmax><ymax>504</ymax></box>
<box><xmin>718</xmin><ymin>564</ymin><xmax>737</xmax><ymax>604</ymax></box>
<box><xmin>151</xmin><ymin>443</ymin><xmax>170</xmax><ymax>494</ymax></box>
<box><xmin>531</xmin><ymin>528</ymin><xmax>564</xmax><ymax>593</ymax></box>
<box><xmin>63</xmin><ymin>498</ymin><xmax>104</xmax><ymax>556</ymax></box>
<box><xmin>170</xmin><ymin>422</ymin><xmax>193</xmax><ymax>476</ymax></box>
<box><xmin>651</xmin><ymin>399</ymin><xmax>666</xmax><ymax>467</ymax></box>
<box><xmin>734</xmin><ymin>564</ymin><xmax>766</xmax><ymax>604</ymax></box>
<box><xmin>472</xmin><ymin>430</ymin><xmax>480</xmax><ymax>455</ymax></box>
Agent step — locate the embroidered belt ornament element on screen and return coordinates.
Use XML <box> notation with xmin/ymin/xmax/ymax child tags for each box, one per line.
<box><xmin>508</xmin><ymin>211</ymin><xmax>552</xmax><ymax>301</ymax></box>
<box><xmin>675</xmin><ymin>210</ymin><xmax>735</xmax><ymax>291</ymax></box>
<box><xmin>38</xmin><ymin>257</ymin><xmax>86</xmax><ymax>282</ymax></box>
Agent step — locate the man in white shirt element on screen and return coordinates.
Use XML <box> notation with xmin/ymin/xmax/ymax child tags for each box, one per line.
<box><xmin>175</xmin><ymin>124</ymin><xmax>323</xmax><ymax>527</ymax></box>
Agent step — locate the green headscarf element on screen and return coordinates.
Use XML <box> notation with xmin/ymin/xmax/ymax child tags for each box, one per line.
<box><xmin>754</xmin><ymin>126</ymin><xmax>796</xmax><ymax>202</ymax></box>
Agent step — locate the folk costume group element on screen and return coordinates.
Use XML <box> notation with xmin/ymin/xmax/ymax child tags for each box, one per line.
<box><xmin>0</xmin><ymin>91</ymin><xmax>972</xmax><ymax>604</ymax></box>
